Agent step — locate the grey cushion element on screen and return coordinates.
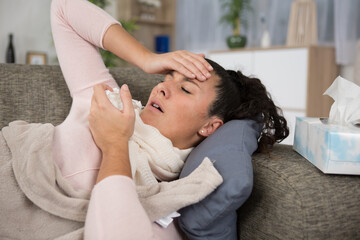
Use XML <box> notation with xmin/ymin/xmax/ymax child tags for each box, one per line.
<box><xmin>178</xmin><ymin>120</ymin><xmax>261</xmax><ymax>240</ymax></box>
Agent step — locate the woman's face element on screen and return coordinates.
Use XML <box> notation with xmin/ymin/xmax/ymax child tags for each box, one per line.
<box><xmin>140</xmin><ymin>70</ymin><xmax>221</xmax><ymax>149</ymax></box>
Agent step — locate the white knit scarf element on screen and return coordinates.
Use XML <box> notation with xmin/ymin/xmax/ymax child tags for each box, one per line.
<box><xmin>130</xmin><ymin>109</ymin><xmax>192</xmax><ymax>186</ymax></box>
<box><xmin>106</xmin><ymin>90</ymin><xmax>192</xmax><ymax>186</ymax></box>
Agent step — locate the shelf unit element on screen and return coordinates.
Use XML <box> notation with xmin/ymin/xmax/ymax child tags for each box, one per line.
<box><xmin>117</xmin><ymin>0</ymin><xmax>176</xmax><ymax>52</ymax></box>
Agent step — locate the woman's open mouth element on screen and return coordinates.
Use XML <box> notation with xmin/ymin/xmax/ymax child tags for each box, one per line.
<box><xmin>150</xmin><ymin>102</ymin><xmax>163</xmax><ymax>113</ymax></box>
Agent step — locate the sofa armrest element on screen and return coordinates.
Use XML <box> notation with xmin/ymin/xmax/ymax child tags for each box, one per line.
<box><xmin>238</xmin><ymin>144</ymin><xmax>360</xmax><ymax>239</ymax></box>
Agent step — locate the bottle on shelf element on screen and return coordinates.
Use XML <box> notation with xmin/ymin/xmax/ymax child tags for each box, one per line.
<box><xmin>260</xmin><ymin>14</ymin><xmax>271</xmax><ymax>48</ymax></box>
<box><xmin>6</xmin><ymin>33</ymin><xmax>15</xmax><ymax>63</ymax></box>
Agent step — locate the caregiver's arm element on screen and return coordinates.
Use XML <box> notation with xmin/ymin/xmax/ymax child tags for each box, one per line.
<box><xmin>88</xmin><ymin>84</ymin><xmax>134</xmax><ymax>181</ymax></box>
<box><xmin>103</xmin><ymin>24</ymin><xmax>213</xmax><ymax>81</ymax></box>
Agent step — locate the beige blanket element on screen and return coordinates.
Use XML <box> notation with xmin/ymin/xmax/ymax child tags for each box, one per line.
<box><xmin>0</xmin><ymin>121</ymin><xmax>222</xmax><ymax>239</ymax></box>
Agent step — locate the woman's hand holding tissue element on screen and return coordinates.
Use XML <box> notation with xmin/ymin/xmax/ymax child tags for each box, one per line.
<box><xmin>89</xmin><ymin>84</ymin><xmax>135</xmax><ymax>148</ymax></box>
<box><xmin>89</xmin><ymin>83</ymin><xmax>134</xmax><ymax>181</ymax></box>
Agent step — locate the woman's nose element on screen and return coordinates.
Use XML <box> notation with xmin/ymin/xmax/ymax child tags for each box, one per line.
<box><xmin>157</xmin><ymin>81</ymin><xmax>170</xmax><ymax>99</ymax></box>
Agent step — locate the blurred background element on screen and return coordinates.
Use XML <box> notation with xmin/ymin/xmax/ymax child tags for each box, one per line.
<box><xmin>1</xmin><ymin>0</ymin><xmax>359</xmax><ymax>78</ymax></box>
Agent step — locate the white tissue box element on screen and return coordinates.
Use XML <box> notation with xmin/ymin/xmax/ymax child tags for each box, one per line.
<box><xmin>293</xmin><ymin>117</ymin><xmax>360</xmax><ymax>175</ymax></box>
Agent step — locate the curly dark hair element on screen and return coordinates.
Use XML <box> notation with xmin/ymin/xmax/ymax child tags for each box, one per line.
<box><xmin>206</xmin><ymin>58</ymin><xmax>289</xmax><ymax>153</ymax></box>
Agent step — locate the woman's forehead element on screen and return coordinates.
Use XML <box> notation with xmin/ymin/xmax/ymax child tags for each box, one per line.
<box><xmin>170</xmin><ymin>70</ymin><xmax>219</xmax><ymax>87</ymax></box>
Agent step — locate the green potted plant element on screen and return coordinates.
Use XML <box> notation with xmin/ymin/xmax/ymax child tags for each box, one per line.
<box><xmin>219</xmin><ymin>0</ymin><xmax>251</xmax><ymax>48</ymax></box>
<box><xmin>88</xmin><ymin>0</ymin><xmax>107</xmax><ymax>8</ymax></box>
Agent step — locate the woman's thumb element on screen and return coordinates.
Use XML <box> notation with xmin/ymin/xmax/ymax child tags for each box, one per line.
<box><xmin>120</xmin><ymin>84</ymin><xmax>134</xmax><ymax>113</ymax></box>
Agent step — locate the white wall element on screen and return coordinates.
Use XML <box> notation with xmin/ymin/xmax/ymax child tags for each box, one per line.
<box><xmin>0</xmin><ymin>0</ymin><xmax>55</xmax><ymax>64</ymax></box>
<box><xmin>0</xmin><ymin>0</ymin><xmax>118</xmax><ymax>65</ymax></box>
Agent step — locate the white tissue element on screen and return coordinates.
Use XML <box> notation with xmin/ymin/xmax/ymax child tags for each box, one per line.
<box><xmin>105</xmin><ymin>87</ymin><xmax>143</xmax><ymax>111</ymax></box>
<box><xmin>323</xmin><ymin>76</ymin><xmax>360</xmax><ymax>126</ymax></box>
<box><xmin>155</xmin><ymin>212</ymin><xmax>181</xmax><ymax>228</ymax></box>
<box><xmin>105</xmin><ymin>88</ymin><xmax>123</xmax><ymax>110</ymax></box>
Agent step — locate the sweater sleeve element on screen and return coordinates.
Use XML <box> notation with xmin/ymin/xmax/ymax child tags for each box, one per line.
<box><xmin>84</xmin><ymin>176</ymin><xmax>184</xmax><ymax>240</ymax></box>
<box><xmin>51</xmin><ymin>0</ymin><xmax>119</xmax><ymax>96</ymax></box>
<box><xmin>51</xmin><ymin>0</ymin><xmax>122</xmax><ymax>191</ymax></box>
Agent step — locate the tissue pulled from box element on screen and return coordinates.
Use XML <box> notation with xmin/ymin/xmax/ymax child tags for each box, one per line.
<box><xmin>323</xmin><ymin>76</ymin><xmax>360</xmax><ymax>126</ymax></box>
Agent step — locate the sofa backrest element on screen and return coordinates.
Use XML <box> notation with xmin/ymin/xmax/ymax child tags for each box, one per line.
<box><xmin>0</xmin><ymin>63</ymin><xmax>161</xmax><ymax>128</ymax></box>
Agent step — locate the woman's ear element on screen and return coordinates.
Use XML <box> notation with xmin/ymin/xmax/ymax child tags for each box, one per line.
<box><xmin>199</xmin><ymin>117</ymin><xmax>223</xmax><ymax>137</ymax></box>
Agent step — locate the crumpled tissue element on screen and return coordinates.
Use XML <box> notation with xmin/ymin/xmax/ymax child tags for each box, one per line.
<box><xmin>105</xmin><ymin>87</ymin><xmax>142</xmax><ymax>111</ymax></box>
<box><xmin>324</xmin><ymin>76</ymin><xmax>360</xmax><ymax>127</ymax></box>
<box><xmin>105</xmin><ymin>88</ymin><xmax>123</xmax><ymax>110</ymax></box>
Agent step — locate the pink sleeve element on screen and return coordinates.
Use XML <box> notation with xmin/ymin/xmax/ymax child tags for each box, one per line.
<box><xmin>51</xmin><ymin>0</ymin><xmax>119</xmax><ymax>96</ymax></box>
<box><xmin>84</xmin><ymin>176</ymin><xmax>184</xmax><ymax>240</ymax></box>
<box><xmin>51</xmin><ymin>0</ymin><xmax>121</xmax><ymax>190</ymax></box>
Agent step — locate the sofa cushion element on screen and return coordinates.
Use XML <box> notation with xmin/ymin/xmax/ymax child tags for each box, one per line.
<box><xmin>178</xmin><ymin>119</ymin><xmax>261</xmax><ymax>239</ymax></box>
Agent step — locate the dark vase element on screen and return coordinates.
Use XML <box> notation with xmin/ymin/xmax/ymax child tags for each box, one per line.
<box><xmin>226</xmin><ymin>35</ymin><xmax>247</xmax><ymax>49</ymax></box>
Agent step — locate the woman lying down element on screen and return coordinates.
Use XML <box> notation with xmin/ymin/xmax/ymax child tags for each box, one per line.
<box><xmin>0</xmin><ymin>0</ymin><xmax>289</xmax><ymax>239</ymax></box>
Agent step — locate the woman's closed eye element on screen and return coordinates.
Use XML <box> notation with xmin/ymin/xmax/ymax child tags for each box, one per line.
<box><xmin>181</xmin><ymin>87</ymin><xmax>191</xmax><ymax>94</ymax></box>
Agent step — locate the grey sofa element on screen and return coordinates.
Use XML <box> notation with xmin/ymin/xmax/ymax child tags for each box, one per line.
<box><xmin>1</xmin><ymin>63</ymin><xmax>359</xmax><ymax>239</ymax></box>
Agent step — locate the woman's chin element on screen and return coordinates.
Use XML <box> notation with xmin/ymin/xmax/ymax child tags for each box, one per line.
<box><xmin>140</xmin><ymin>110</ymin><xmax>159</xmax><ymax>128</ymax></box>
